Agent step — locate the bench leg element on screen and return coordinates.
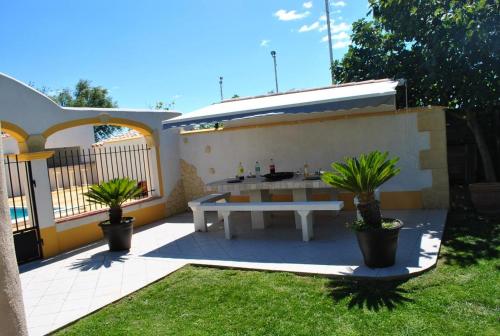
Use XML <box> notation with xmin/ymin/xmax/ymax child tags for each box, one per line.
<box><xmin>216</xmin><ymin>198</ymin><xmax>229</xmax><ymax>222</ymax></box>
<box><xmin>193</xmin><ymin>209</ymin><xmax>207</xmax><ymax>232</ymax></box>
<box><xmin>297</xmin><ymin>210</ymin><xmax>313</xmax><ymax>242</ymax></box>
<box><xmin>293</xmin><ymin>188</ymin><xmax>312</xmax><ymax>229</ymax></box>
<box><xmin>221</xmin><ymin>211</ymin><xmax>232</xmax><ymax>239</ymax></box>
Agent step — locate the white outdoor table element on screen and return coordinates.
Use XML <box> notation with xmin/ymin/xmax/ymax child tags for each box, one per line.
<box><xmin>207</xmin><ymin>175</ymin><xmax>337</xmax><ymax>229</ymax></box>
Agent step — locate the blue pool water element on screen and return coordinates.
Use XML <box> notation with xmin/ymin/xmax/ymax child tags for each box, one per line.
<box><xmin>10</xmin><ymin>207</ymin><xmax>28</xmax><ymax>220</ymax></box>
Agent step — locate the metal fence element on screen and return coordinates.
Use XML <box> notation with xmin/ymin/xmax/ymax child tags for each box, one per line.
<box><xmin>4</xmin><ymin>155</ymin><xmax>38</xmax><ymax>233</ymax></box>
<box><xmin>47</xmin><ymin>144</ymin><xmax>154</xmax><ymax>219</ymax></box>
<box><xmin>4</xmin><ymin>154</ymin><xmax>43</xmax><ymax>264</ymax></box>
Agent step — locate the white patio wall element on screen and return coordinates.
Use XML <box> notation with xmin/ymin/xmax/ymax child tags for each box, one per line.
<box><xmin>179</xmin><ymin>112</ymin><xmax>432</xmax><ymax>193</ymax></box>
<box><xmin>45</xmin><ymin>125</ymin><xmax>95</xmax><ymax>150</ymax></box>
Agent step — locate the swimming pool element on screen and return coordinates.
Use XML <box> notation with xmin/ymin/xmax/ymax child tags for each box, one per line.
<box><xmin>10</xmin><ymin>207</ymin><xmax>28</xmax><ymax>221</ymax></box>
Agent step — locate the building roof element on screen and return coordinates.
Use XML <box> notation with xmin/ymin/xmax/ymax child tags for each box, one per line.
<box><xmin>92</xmin><ymin>129</ymin><xmax>142</xmax><ymax>146</ymax></box>
<box><xmin>163</xmin><ymin>79</ymin><xmax>400</xmax><ymax>129</ymax></box>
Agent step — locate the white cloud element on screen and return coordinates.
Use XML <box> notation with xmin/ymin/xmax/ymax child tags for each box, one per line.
<box><xmin>298</xmin><ymin>21</ymin><xmax>320</xmax><ymax>32</ymax></box>
<box><xmin>274</xmin><ymin>9</ymin><xmax>310</xmax><ymax>21</ymax></box>
<box><xmin>319</xmin><ymin>21</ymin><xmax>350</xmax><ymax>39</ymax></box>
<box><xmin>333</xmin><ymin>40</ymin><xmax>351</xmax><ymax>48</ymax></box>
<box><xmin>303</xmin><ymin>1</ymin><xmax>313</xmax><ymax>9</ymax></box>
<box><xmin>319</xmin><ymin>14</ymin><xmax>327</xmax><ymax>21</ymax></box>
<box><xmin>331</xmin><ymin>22</ymin><xmax>350</xmax><ymax>33</ymax></box>
<box><xmin>260</xmin><ymin>39</ymin><xmax>270</xmax><ymax>47</ymax></box>
<box><xmin>332</xmin><ymin>31</ymin><xmax>349</xmax><ymax>40</ymax></box>
<box><xmin>321</xmin><ymin>35</ymin><xmax>351</xmax><ymax>48</ymax></box>
<box><xmin>331</xmin><ymin>1</ymin><xmax>346</xmax><ymax>7</ymax></box>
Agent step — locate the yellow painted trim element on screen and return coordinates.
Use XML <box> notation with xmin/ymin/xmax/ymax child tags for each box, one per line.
<box><xmin>271</xmin><ymin>194</ymin><xmax>293</xmax><ymax>202</ymax></box>
<box><xmin>39</xmin><ymin>226</ymin><xmax>60</xmax><ymax>258</ymax></box>
<box><xmin>5</xmin><ymin>151</ymin><xmax>55</xmax><ymax>161</ymax></box>
<box><xmin>229</xmin><ymin>195</ymin><xmax>250</xmax><ymax>203</ymax></box>
<box><xmin>380</xmin><ymin>191</ymin><xmax>423</xmax><ymax>209</ymax></box>
<box><xmin>0</xmin><ymin>120</ymin><xmax>29</xmax><ymax>153</ymax></box>
<box><xmin>180</xmin><ymin>128</ymin><xmax>224</xmax><ymax>135</ymax></box>
<box><xmin>53</xmin><ymin>202</ymin><xmax>167</xmax><ymax>255</ymax></box>
<box><xmin>180</xmin><ymin>106</ymin><xmax>446</xmax><ymax>136</ymax></box>
<box><xmin>338</xmin><ymin>191</ymin><xmax>423</xmax><ymax>210</ymax></box>
<box><xmin>310</xmin><ymin>193</ymin><xmax>332</xmax><ymax>201</ymax></box>
<box><xmin>230</xmin><ymin>191</ymin><xmax>422</xmax><ymax>210</ymax></box>
<box><xmin>41</xmin><ymin>117</ymin><xmax>154</xmax><ymax>139</ymax></box>
<box><xmin>155</xmin><ymin>143</ymin><xmax>164</xmax><ymax>197</ymax></box>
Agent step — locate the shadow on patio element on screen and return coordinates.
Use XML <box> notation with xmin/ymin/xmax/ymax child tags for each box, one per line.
<box><xmin>138</xmin><ymin>209</ymin><xmax>445</xmax><ymax>278</ymax></box>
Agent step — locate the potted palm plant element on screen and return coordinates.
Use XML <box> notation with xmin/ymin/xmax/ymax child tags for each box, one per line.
<box><xmin>322</xmin><ymin>151</ymin><xmax>403</xmax><ymax>268</ymax></box>
<box><xmin>85</xmin><ymin>178</ymin><xmax>142</xmax><ymax>251</ymax></box>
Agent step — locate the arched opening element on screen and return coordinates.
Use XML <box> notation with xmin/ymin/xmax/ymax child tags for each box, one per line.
<box><xmin>0</xmin><ymin>121</ymin><xmax>29</xmax><ymax>153</ymax></box>
<box><xmin>41</xmin><ymin>118</ymin><xmax>161</xmax><ymax>219</ymax></box>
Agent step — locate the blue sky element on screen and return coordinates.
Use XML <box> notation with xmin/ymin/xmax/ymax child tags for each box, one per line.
<box><xmin>0</xmin><ymin>0</ymin><xmax>370</xmax><ymax>113</ymax></box>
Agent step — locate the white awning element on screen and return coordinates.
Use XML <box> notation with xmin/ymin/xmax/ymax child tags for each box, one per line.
<box><xmin>163</xmin><ymin>79</ymin><xmax>399</xmax><ymax>129</ymax></box>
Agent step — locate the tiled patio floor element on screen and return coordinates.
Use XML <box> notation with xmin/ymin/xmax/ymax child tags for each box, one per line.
<box><xmin>19</xmin><ymin>209</ymin><xmax>446</xmax><ymax>335</ymax></box>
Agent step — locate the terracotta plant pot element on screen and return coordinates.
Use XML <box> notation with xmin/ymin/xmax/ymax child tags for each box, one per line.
<box><xmin>355</xmin><ymin>219</ymin><xmax>404</xmax><ymax>268</ymax></box>
<box><xmin>99</xmin><ymin>217</ymin><xmax>134</xmax><ymax>251</ymax></box>
<box><xmin>469</xmin><ymin>183</ymin><xmax>500</xmax><ymax>215</ymax></box>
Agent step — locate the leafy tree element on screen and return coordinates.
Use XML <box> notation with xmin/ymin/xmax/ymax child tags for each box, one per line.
<box><xmin>333</xmin><ymin>0</ymin><xmax>499</xmax><ymax>182</ymax></box>
<box><xmin>154</xmin><ymin>101</ymin><xmax>175</xmax><ymax>110</ymax></box>
<box><xmin>52</xmin><ymin>80</ymin><xmax>122</xmax><ymax>141</ymax></box>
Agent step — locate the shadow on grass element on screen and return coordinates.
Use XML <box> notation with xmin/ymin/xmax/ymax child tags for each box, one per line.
<box><xmin>69</xmin><ymin>251</ymin><xmax>129</xmax><ymax>271</ymax></box>
<box><xmin>441</xmin><ymin>185</ymin><xmax>499</xmax><ymax>267</ymax></box>
<box><xmin>327</xmin><ymin>279</ymin><xmax>413</xmax><ymax>311</ymax></box>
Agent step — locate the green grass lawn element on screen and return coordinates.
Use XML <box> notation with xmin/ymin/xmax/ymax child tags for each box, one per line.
<box><xmin>56</xmin><ymin>187</ymin><xmax>499</xmax><ymax>336</ymax></box>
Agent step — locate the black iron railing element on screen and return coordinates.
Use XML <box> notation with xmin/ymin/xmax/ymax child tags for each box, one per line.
<box><xmin>4</xmin><ymin>155</ymin><xmax>37</xmax><ymax>233</ymax></box>
<box><xmin>47</xmin><ymin>144</ymin><xmax>154</xmax><ymax>219</ymax></box>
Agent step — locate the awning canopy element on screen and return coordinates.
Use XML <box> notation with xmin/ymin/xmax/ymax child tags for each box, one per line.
<box><xmin>162</xmin><ymin>79</ymin><xmax>399</xmax><ymax>129</ymax></box>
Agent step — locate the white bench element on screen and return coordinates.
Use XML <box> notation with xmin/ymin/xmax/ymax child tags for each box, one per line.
<box><xmin>188</xmin><ymin>193</ymin><xmax>231</xmax><ymax>232</ymax></box>
<box><xmin>193</xmin><ymin>201</ymin><xmax>344</xmax><ymax>242</ymax></box>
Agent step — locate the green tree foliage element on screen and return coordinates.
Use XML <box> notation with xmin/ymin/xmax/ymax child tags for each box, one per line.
<box><xmin>52</xmin><ymin>80</ymin><xmax>122</xmax><ymax>141</ymax></box>
<box><xmin>333</xmin><ymin>0</ymin><xmax>500</xmax><ymax>181</ymax></box>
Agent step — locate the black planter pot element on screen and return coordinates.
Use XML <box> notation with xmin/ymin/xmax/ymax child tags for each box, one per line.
<box><xmin>99</xmin><ymin>217</ymin><xmax>134</xmax><ymax>251</ymax></box>
<box><xmin>355</xmin><ymin>219</ymin><xmax>403</xmax><ymax>268</ymax></box>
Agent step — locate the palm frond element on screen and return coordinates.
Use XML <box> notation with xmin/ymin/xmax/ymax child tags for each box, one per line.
<box><xmin>321</xmin><ymin>151</ymin><xmax>400</xmax><ymax>195</ymax></box>
<box><xmin>84</xmin><ymin>178</ymin><xmax>143</xmax><ymax>208</ymax></box>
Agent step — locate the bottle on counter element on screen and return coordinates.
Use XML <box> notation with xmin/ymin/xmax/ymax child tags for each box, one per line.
<box><xmin>237</xmin><ymin>162</ymin><xmax>244</xmax><ymax>180</ymax></box>
<box><xmin>269</xmin><ymin>158</ymin><xmax>276</xmax><ymax>174</ymax></box>
<box><xmin>255</xmin><ymin>161</ymin><xmax>261</xmax><ymax>177</ymax></box>
<box><xmin>303</xmin><ymin>162</ymin><xmax>309</xmax><ymax>177</ymax></box>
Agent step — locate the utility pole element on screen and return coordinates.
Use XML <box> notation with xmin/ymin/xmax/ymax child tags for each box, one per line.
<box><xmin>219</xmin><ymin>76</ymin><xmax>224</xmax><ymax>101</ymax></box>
<box><xmin>271</xmin><ymin>50</ymin><xmax>279</xmax><ymax>93</ymax></box>
<box><xmin>325</xmin><ymin>0</ymin><xmax>335</xmax><ymax>84</ymax></box>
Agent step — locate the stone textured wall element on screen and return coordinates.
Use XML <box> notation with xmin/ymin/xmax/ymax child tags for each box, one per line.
<box><xmin>164</xmin><ymin>179</ymin><xmax>188</xmax><ymax>217</ymax></box>
<box><xmin>180</xmin><ymin>159</ymin><xmax>214</xmax><ymax>203</ymax></box>
<box><xmin>418</xmin><ymin>107</ymin><xmax>450</xmax><ymax>208</ymax></box>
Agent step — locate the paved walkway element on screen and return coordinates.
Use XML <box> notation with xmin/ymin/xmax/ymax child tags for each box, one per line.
<box><xmin>19</xmin><ymin>209</ymin><xmax>446</xmax><ymax>335</ymax></box>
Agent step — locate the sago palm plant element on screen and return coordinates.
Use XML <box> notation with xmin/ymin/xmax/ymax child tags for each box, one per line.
<box><xmin>321</xmin><ymin>151</ymin><xmax>400</xmax><ymax>229</ymax></box>
<box><xmin>85</xmin><ymin>178</ymin><xmax>142</xmax><ymax>224</ymax></box>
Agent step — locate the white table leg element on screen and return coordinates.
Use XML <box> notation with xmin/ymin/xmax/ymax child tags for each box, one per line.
<box><xmin>297</xmin><ymin>210</ymin><xmax>313</xmax><ymax>241</ymax></box>
<box><xmin>192</xmin><ymin>209</ymin><xmax>206</xmax><ymax>232</ymax></box>
<box><xmin>221</xmin><ymin>211</ymin><xmax>232</xmax><ymax>239</ymax></box>
<box><xmin>245</xmin><ymin>189</ymin><xmax>270</xmax><ymax>229</ymax></box>
<box><xmin>292</xmin><ymin>188</ymin><xmax>312</xmax><ymax>229</ymax></box>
